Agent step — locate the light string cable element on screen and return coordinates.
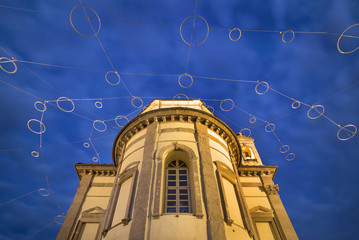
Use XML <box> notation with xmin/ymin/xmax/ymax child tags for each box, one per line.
<box><xmin>1</xmin><ymin>63</ymin><xmax>80</xmax><ymax>217</ymax></box>
<box><xmin>37</xmin><ymin>109</ymin><xmax>65</xmax><ymax>215</ymax></box>
<box><xmin>88</xmin><ymin>126</ymin><xmax>101</xmax><ymax>163</ymax></box>
<box><xmin>2</xmin><ymin>2</ymin><xmax>359</xmax><ymax>40</ymax></box>
<box><xmin>227</xmin><ymin>0</ymin><xmax>359</xmax><ymax>84</ymax></box>
<box><xmin>0</xmin><ymin>4</ymin><xmax>68</xmax><ymax>17</ymax></box>
<box><xmin>24</xmin><ymin>218</ymin><xmax>55</xmax><ymax>240</ymax></box>
<box><xmin>35</xmin><ymin>110</ymin><xmax>66</xmax><ymax>217</ymax></box>
<box><xmin>178</xmin><ymin>0</ymin><xmax>211</xmax><ymax>89</ymax></box>
<box><xmin>1</xmin><ymin>1</ymin><xmax>357</xmax><ymax>154</ymax></box>
<box><xmin>0</xmin><ymin>189</ymin><xmax>39</xmax><ymax>207</ymax></box>
<box><xmin>247</xmin><ymin>107</ymin><xmax>307</xmax><ymax>130</ymax></box>
<box><xmin>46</xmin><ymin>176</ymin><xmax>66</xmax><ymax>216</ymax></box>
<box><xmin>7</xmin><ymin>1</ymin><xmax>357</xmax><ymax>87</ymax></box>
<box><xmin>227</xmin><ymin>0</ymin><xmax>359</xmax><ymax>42</ymax></box>
<box><xmin>47</xmin><ymin>96</ymin><xmax>143</xmax><ymax>131</ymax></box>
<box><xmin>0</xmin><ymin>45</ymin><xmax>69</xmax><ymax>96</ymax></box>
<box><xmin>193</xmin><ymin>75</ymin><xmax>257</xmax><ymax>83</ymax></box>
<box><xmin>0</xmin><ymin>51</ymin><xmax>180</xmax><ymax>77</ymax></box>
<box><xmin>0</xmin><ymin>137</ymin><xmax>90</xmax><ymax>153</ymax></box>
<box><xmin>262</xmin><ymin>82</ymin><xmax>357</xmax><ymax>141</ymax></box>
<box><xmin>0</xmin><ymin>187</ymin><xmax>59</xmax><ymax>239</ymax></box>
<box><xmin>185</xmin><ymin>0</ymin><xmax>199</xmax><ymax>74</ymax></box>
<box><xmin>201</xmin><ymin>97</ymin><xmax>293</xmax><ymax>159</ymax></box>
<box><xmin>76</xmin><ymin>0</ymin><xmax>134</xmax><ymax>100</ymax></box>
<box><xmin>17</xmin><ymin>59</ymin><xmax>104</xmax><ymax>121</ymax></box>
<box><xmin>196</xmin><ymin>71</ymin><xmax>358</xmax><ymax>141</ymax></box>
<box><xmin>0</xmin><ymin>76</ymin><xmax>92</xmax><ymax>124</ymax></box>
<box><xmin>0</xmin><ymin>46</ymin><xmax>101</xmax><ymax>122</ymax></box>
<box><xmin>1</xmin><ymin>55</ymin><xmax>261</xmax><ymax>85</ymax></box>
<box><xmin>13</xmin><ymin>59</ymin><xmax>105</xmax><ymax>73</ymax></box>
<box><xmin>0</xmin><ymin>48</ymin><xmax>107</xmax><ymax>117</ymax></box>
<box><xmin>28</xmin><ymin>106</ymin><xmax>47</xmax><ymax>159</ymax></box>
<box><xmin>19</xmin><ymin>63</ymin><xmax>103</xmax><ymax>121</ymax></box>
<box><xmin>39</xmin><ymin>107</ymin><xmax>45</xmax><ymax>150</ymax></box>
<box><xmin>301</xmin><ymin>79</ymin><xmax>359</xmax><ymax>140</ymax></box>
<box><xmin>262</xmin><ymin>135</ymin><xmax>338</xmax><ymax>159</ymax></box>
<box><xmin>0</xmin><ymin>57</ymin><xmax>179</xmax><ymax>77</ymax></box>
<box><xmin>0</xmin><ymin>128</ymin><xmax>139</xmax><ymax>154</ymax></box>
<box><xmin>232</xmin><ymin>101</ymin><xmax>294</xmax><ymax>158</ymax></box>
<box><xmin>0</xmin><ymin>147</ymin><xmax>29</xmax><ymax>152</ymax></box>
<box><xmin>84</xmin><ymin>106</ymin><xmax>146</xmax><ymax>163</ymax></box>
<box><xmin>1</xmin><ymin>54</ymin><xmax>178</xmax><ymax>111</ymax></box>
<box><xmin>0</xmin><ymin>224</ymin><xmax>18</xmax><ymax>240</ymax></box>
<box><xmin>103</xmin><ymin>104</ymin><xmax>146</xmax><ymax>124</ymax></box>
<box><xmin>232</xmin><ymin>28</ymin><xmax>359</xmax><ymax>38</ymax></box>
<box><xmin>3</xmin><ymin>48</ymin><xmax>354</xmax><ymax>144</ymax></box>
<box><xmin>315</xmin><ymin>79</ymin><xmax>359</xmax><ymax>105</ymax></box>
<box><xmin>203</xmin><ymin>92</ymin><xmax>306</xmax><ymax>132</ymax></box>
<box><xmin>325</xmin><ymin>0</ymin><xmax>359</xmax><ymax>33</ymax></box>
<box><xmin>43</xmin><ymin>95</ymin><xmax>171</xmax><ymax>144</ymax></box>
<box><xmin>193</xmin><ymin>70</ymin><xmax>358</xmax><ymax>138</ymax></box>
<box><xmin>0</xmin><ymin>3</ymin><xmax>229</xmax><ymax>30</ymax></box>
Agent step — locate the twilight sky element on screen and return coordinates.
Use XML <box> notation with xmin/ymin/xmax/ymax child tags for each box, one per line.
<box><xmin>0</xmin><ymin>0</ymin><xmax>359</xmax><ymax>239</ymax></box>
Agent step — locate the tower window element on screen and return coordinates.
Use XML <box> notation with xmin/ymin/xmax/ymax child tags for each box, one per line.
<box><xmin>243</xmin><ymin>146</ymin><xmax>255</xmax><ymax>160</ymax></box>
<box><xmin>165</xmin><ymin>160</ymin><xmax>191</xmax><ymax>213</ymax></box>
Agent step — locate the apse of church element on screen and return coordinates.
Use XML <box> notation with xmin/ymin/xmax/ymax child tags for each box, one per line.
<box><xmin>57</xmin><ymin>99</ymin><xmax>298</xmax><ymax>240</ymax></box>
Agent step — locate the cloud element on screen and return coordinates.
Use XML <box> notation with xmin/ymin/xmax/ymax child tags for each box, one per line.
<box><xmin>0</xmin><ymin>0</ymin><xmax>358</xmax><ymax>239</ymax></box>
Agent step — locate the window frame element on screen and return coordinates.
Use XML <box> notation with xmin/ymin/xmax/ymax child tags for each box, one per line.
<box><xmin>165</xmin><ymin>160</ymin><xmax>191</xmax><ymax>213</ymax></box>
<box><xmin>71</xmin><ymin>207</ymin><xmax>105</xmax><ymax>240</ymax></box>
<box><xmin>105</xmin><ymin>161</ymin><xmax>139</xmax><ymax>230</ymax></box>
<box><xmin>152</xmin><ymin>144</ymin><xmax>203</xmax><ymax>219</ymax></box>
<box><xmin>214</xmin><ymin>161</ymin><xmax>248</xmax><ymax>227</ymax></box>
<box><xmin>249</xmin><ymin>206</ymin><xmax>282</xmax><ymax>240</ymax></box>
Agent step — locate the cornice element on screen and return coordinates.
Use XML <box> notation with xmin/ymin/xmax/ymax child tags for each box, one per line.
<box><xmin>112</xmin><ymin>107</ymin><xmax>243</xmax><ymax>167</ymax></box>
<box><xmin>75</xmin><ymin>164</ymin><xmax>117</xmax><ymax>180</ymax></box>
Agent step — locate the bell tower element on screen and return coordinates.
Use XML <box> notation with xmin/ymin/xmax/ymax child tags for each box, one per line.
<box><xmin>57</xmin><ymin>99</ymin><xmax>298</xmax><ymax>240</ymax></box>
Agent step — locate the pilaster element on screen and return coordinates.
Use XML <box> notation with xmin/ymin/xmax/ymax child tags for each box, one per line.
<box><xmin>195</xmin><ymin>121</ymin><xmax>226</xmax><ymax>240</ymax></box>
<box><xmin>128</xmin><ymin>121</ymin><xmax>158</xmax><ymax>239</ymax></box>
<box><xmin>260</xmin><ymin>175</ymin><xmax>298</xmax><ymax>240</ymax></box>
<box><xmin>56</xmin><ymin>174</ymin><xmax>93</xmax><ymax>240</ymax></box>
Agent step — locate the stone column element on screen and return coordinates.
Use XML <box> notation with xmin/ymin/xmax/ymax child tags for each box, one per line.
<box><xmin>128</xmin><ymin>122</ymin><xmax>158</xmax><ymax>239</ymax></box>
<box><xmin>56</xmin><ymin>174</ymin><xmax>93</xmax><ymax>240</ymax></box>
<box><xmin>195</xmin><ymin>121</ymin><xmax>226</xmax><ymax>240</ymax></box>
<box><xmin>261</xmin><ymin>175</ymin><xmax>298</xmax><ymax>240</ymax></box>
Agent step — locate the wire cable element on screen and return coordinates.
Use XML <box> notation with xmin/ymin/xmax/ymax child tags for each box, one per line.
<box><xmin>0</xmin><ymin>224</ymin><xmax>18</xmax><ymax>240</ymax></box>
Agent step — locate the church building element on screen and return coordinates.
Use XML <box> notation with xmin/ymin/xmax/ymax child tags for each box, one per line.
<box><xmin>57</xmin><ymin>99</ymin><xmax>298</xmax><ymax>240</ymax></box>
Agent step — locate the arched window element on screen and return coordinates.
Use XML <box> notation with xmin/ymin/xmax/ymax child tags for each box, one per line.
<box><xmin>165</xmin><ymin>160</ymin><xmax>191</xmax><ymax>213</ymax></box>
<box><xmin>153</xmin><ymin>146</ymin><xmax>202</xmax><ymax>218</ymax></box>
<box><xmin>243</xmin><ymin>146</ymin><xmax>255</xmax><ymax>160</ymax></box>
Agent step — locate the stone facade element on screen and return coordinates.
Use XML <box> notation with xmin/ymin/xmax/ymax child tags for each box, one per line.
<box><xmin>57</xmin><ymin>99</ymin><xmax>298</xmax><ymax>240</ymax></box>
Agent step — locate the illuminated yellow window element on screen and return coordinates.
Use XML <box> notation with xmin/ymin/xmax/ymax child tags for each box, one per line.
<box><xmin>165</xmin><ymin>160</ymin><xmax>191</xmax><ymax>213</ymax></box>
<box><xmin>243</xmin><ymin>146</ymin><xmax>255</xmax><ymax>160</ymax></box>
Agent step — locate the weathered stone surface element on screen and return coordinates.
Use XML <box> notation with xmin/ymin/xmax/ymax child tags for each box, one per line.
<box><xmin>56</xmin><ymin>174</ymin><xmax>93</xmax><ymax>240</ymax></box>
<box><xmin>195</xmin><ymin>122</ymin><xmax>227</xmax><ymax>240</ymax></box>
<box><xmin>128</xmin><ymin>122</ymin><xmax>158</xmax><ymax>239</ymax></box>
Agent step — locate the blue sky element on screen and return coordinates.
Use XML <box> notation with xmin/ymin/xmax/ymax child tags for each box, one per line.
<box><xmin>0</xmin><ymin>0</ymin><xmax>359</xmax><ymax>239</ymax></box>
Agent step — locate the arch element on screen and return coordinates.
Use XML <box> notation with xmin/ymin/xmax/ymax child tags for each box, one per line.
<box><xmin>153</xmin><ymin>142</ymin><xmax>203</xmax><ymax>218</ymax></box>
<box><xmin>157</xmin><ymin>142</ymin><xmax>198</xmax><ymax>162</ymax></box>
<box><xmin>243</xmin><ymin>146</ymin><xmax>255</xmax><ymax>160</ymax></box>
